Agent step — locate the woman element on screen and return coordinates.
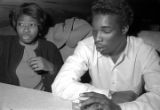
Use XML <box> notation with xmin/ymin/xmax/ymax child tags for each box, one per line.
<box><xmin>0</xmin><ymin>2</ymin><xmax>63</xmax><ymax>92</ymax></box>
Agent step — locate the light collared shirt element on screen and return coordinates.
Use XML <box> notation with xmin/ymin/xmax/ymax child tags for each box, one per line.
<box><xmin>52</xmin><ymin>36</ymin><xmax>160</xmax><ymax>110</ymax></box>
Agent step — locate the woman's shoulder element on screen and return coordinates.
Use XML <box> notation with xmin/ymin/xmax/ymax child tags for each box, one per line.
<box><xmin>0</xmin><ymin>35</ymin><xmax>16</xmax><ymax>40</ymax></box>
<box><xmin>0</xmin><ymin>35</ymin><xmax>18</xmax><ymax>44</ymax></box>
<box><xmin>38</xmin><ymin>38</ymin><xmax>58</xmax><ymax>50</ymax></box>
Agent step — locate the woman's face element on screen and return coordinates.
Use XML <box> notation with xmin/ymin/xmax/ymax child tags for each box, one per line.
<box><xmin>16</xmin><ymin>15</ymin><xmax>38</xmax><ymax>44</ymax></box>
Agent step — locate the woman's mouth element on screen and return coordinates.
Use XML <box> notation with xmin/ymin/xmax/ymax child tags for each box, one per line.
<box><xmin>22</xmin><ymin>35</ymin><xmax>31</xmax><ymax>40</ymax></box>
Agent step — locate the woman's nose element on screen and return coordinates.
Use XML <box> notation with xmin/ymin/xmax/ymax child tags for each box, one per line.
<box><xmin>23</xmin><ymin>26</ymin><xmax>30</xmax><ymax>33</ymax></box>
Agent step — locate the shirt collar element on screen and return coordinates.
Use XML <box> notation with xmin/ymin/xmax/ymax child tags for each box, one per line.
<box><xmin>123</xmin><ymin>36</ymin><xmax>131</xmax><ymax>58</ymax></box>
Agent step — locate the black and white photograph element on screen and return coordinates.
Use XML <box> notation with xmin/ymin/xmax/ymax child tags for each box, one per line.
<box><xmin>0</xmin><ymin>0</ymin><xmax>160</xmax><ymax>110</ymax></box>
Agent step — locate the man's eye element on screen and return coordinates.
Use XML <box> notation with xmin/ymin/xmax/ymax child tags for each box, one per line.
<box><xmin>103</xmin><ymin>29</ymin><xmax>112</xmax><ymax>33</ymax></box>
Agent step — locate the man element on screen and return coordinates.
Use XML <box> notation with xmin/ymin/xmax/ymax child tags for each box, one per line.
<box><xmin>52</xmin><ymin>0</ymin><xmax>160</xmax><ymax>110</ymax></box>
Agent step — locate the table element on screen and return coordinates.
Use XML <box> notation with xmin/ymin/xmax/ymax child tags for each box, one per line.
<box><xmin>0</xmin><ymin>83</ymin><xmax>72</xmax><ymax>110</ymax></box>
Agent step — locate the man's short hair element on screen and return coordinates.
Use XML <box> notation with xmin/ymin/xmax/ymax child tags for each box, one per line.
<box><xmin>9</xmin><ymin>2</ymin><xmax>48</xmax><ymax>38</ymax></box>
<box><xmin>91</xmin><ymin>0</ymin><xmax>134</xmax><ymax>27</ymax></box>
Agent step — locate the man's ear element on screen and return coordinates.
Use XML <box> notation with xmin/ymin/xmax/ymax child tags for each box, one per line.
<box><xmin>122</xmin><ymin>26</ymin><xmax>129</xmax><ymax>35</ymax></box>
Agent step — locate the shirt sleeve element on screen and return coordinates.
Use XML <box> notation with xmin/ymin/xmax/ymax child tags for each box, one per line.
<box><xmin>52</xmin><ymin>41</ymin><xmax>110</xmax><ymax>100</ymax></box>
<box><xmin>119</xmin><ymin>44</ymin><xmax>160</xmax><ymax>110</ymax></box>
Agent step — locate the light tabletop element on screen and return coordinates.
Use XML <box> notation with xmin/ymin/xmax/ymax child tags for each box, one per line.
<box><xmin>0</xmin><ymin>83</ymin><xmax>72</xmax><ymax>110</ymax></box>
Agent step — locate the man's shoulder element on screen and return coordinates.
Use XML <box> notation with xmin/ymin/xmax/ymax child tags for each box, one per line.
<box><xmin>128</xmin><ymin>36</ymin><xmax>144</xmax><ymax>44</ymax></box>
<box><xmin>128</xmin><ymin>36</ymin><xmax>147</xmax><ymax>48</ymax></box>
<box><xmin>128</xmin><ymin>36</ymin><xmax>154</xmax><ymax>52</ymax></box>
<box><xmin>79</xmin><ymin>36</ymin><xmax>94</xmax><ymax>47</ymax></box>
<box><xmin>73</xmin><ymin>36</ymin><xmax>95</xmax><ymax>55</ymax></box>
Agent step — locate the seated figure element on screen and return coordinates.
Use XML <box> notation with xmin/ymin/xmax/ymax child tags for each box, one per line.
<box><xmin>0</xmin><ymin>2</ymin><xmax>63</xmax><ymax>92</ymax></box>
<box><xmin>45</xmin><ymin>17</ymin><xmax>92</xmax><ymax>61</ymax></box>
<box><xmin>52</xmin><ymin>0</ymin><xmax>160</xmax><ymax>110</ymax></box>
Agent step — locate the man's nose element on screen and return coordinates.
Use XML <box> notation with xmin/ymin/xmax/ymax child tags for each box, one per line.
<box><xmin>95</xmin><ymin>31</ymin><xmax>102</xmax><ymax>42</ymax></box>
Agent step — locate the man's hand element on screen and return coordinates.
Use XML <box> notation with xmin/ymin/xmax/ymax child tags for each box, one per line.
<box><xmin>111</xmin><ymin>90</ymin><xmax>138</xmax><ymax>104</ymax></box>
<box><xmin>79</xmin><ymin>92</ymin><xmax>121</xmax><ymax>110</ymax></box>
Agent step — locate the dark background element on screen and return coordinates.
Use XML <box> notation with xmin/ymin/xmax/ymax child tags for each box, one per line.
<box><xmin>0</xmin><ymin>0</ymin><xmax>160</xmax><ymax>35</ymax></box>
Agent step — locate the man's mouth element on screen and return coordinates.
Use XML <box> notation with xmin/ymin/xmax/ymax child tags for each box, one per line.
<box><xmin>96</xmin><ymin>45</ymin><xmax>103</xmax><ymax>52</ymax></box>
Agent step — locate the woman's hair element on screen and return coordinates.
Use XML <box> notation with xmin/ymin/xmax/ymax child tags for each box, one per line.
<box><xmin>9</xmin><ymin>2</ymin><xmax>48</xmax><ymax>38</ymax></box>
<box><xmin>91</xmin><ymin>0</ymin><xmax>134</xmax><ymax>27</ymax></box>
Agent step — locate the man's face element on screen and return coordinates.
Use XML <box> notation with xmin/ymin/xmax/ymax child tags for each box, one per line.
<box><xmin>16</xmin><ymin>15</ymin><xmax>38</xmax><ymax>44</ymax></box>
<box><xmin>92</xmin><ymin>14</ymin><xmax>127</xmax><ymax>56</ymax></box>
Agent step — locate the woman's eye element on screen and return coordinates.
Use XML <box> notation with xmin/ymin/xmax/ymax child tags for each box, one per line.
<box><xmin>29</xmin><ymin>23</ymin><xmax>37</xmax><ymax>27</ymax></box>
<box><xmin>29</xmin><ymin>23</ymin><xmax>34</xmax><ymax>27</ymax></box>
<box><xmin>17</xmin><ymin>22</ymin><xmax>24</xmax><ymax>27</ymax></box>
<box><xmin>17</xmin><ymin>22</ymin><xmax>37</xmax><ymax>27</ymax></box>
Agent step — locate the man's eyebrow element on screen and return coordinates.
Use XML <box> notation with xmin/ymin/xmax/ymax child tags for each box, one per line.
<box><xmin>101</xmin><ymin>25</ymin><xmax>111</xmax><ymax>28</ymax></box>
<box><xmin>101</xmin><ymin>26</ymin><xmax>112</xmax><ymax>30</ymax></box>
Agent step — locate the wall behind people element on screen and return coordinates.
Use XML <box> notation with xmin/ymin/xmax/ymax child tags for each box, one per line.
<box><xmin>128</xmin><ymin>0</ymin><xmax>160</xmax><ymax>35</ymax></box>
<box><xmin>0</xmin><ymin>0</ymin><xmax>92</xmax><ymax>36</ymax></box>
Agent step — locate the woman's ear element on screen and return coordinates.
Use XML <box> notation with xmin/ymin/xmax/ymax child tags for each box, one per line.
<box><xmin>122</xmin><ymin>26</ymin><xmax>129</xmax><ymax>35</ymax></box>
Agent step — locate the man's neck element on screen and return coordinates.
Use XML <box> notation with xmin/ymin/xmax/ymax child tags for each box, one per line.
<box><xmin>111</xmin><ymin>38</ymin><xmax>127</xmax><ymax>64</ymax></box>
